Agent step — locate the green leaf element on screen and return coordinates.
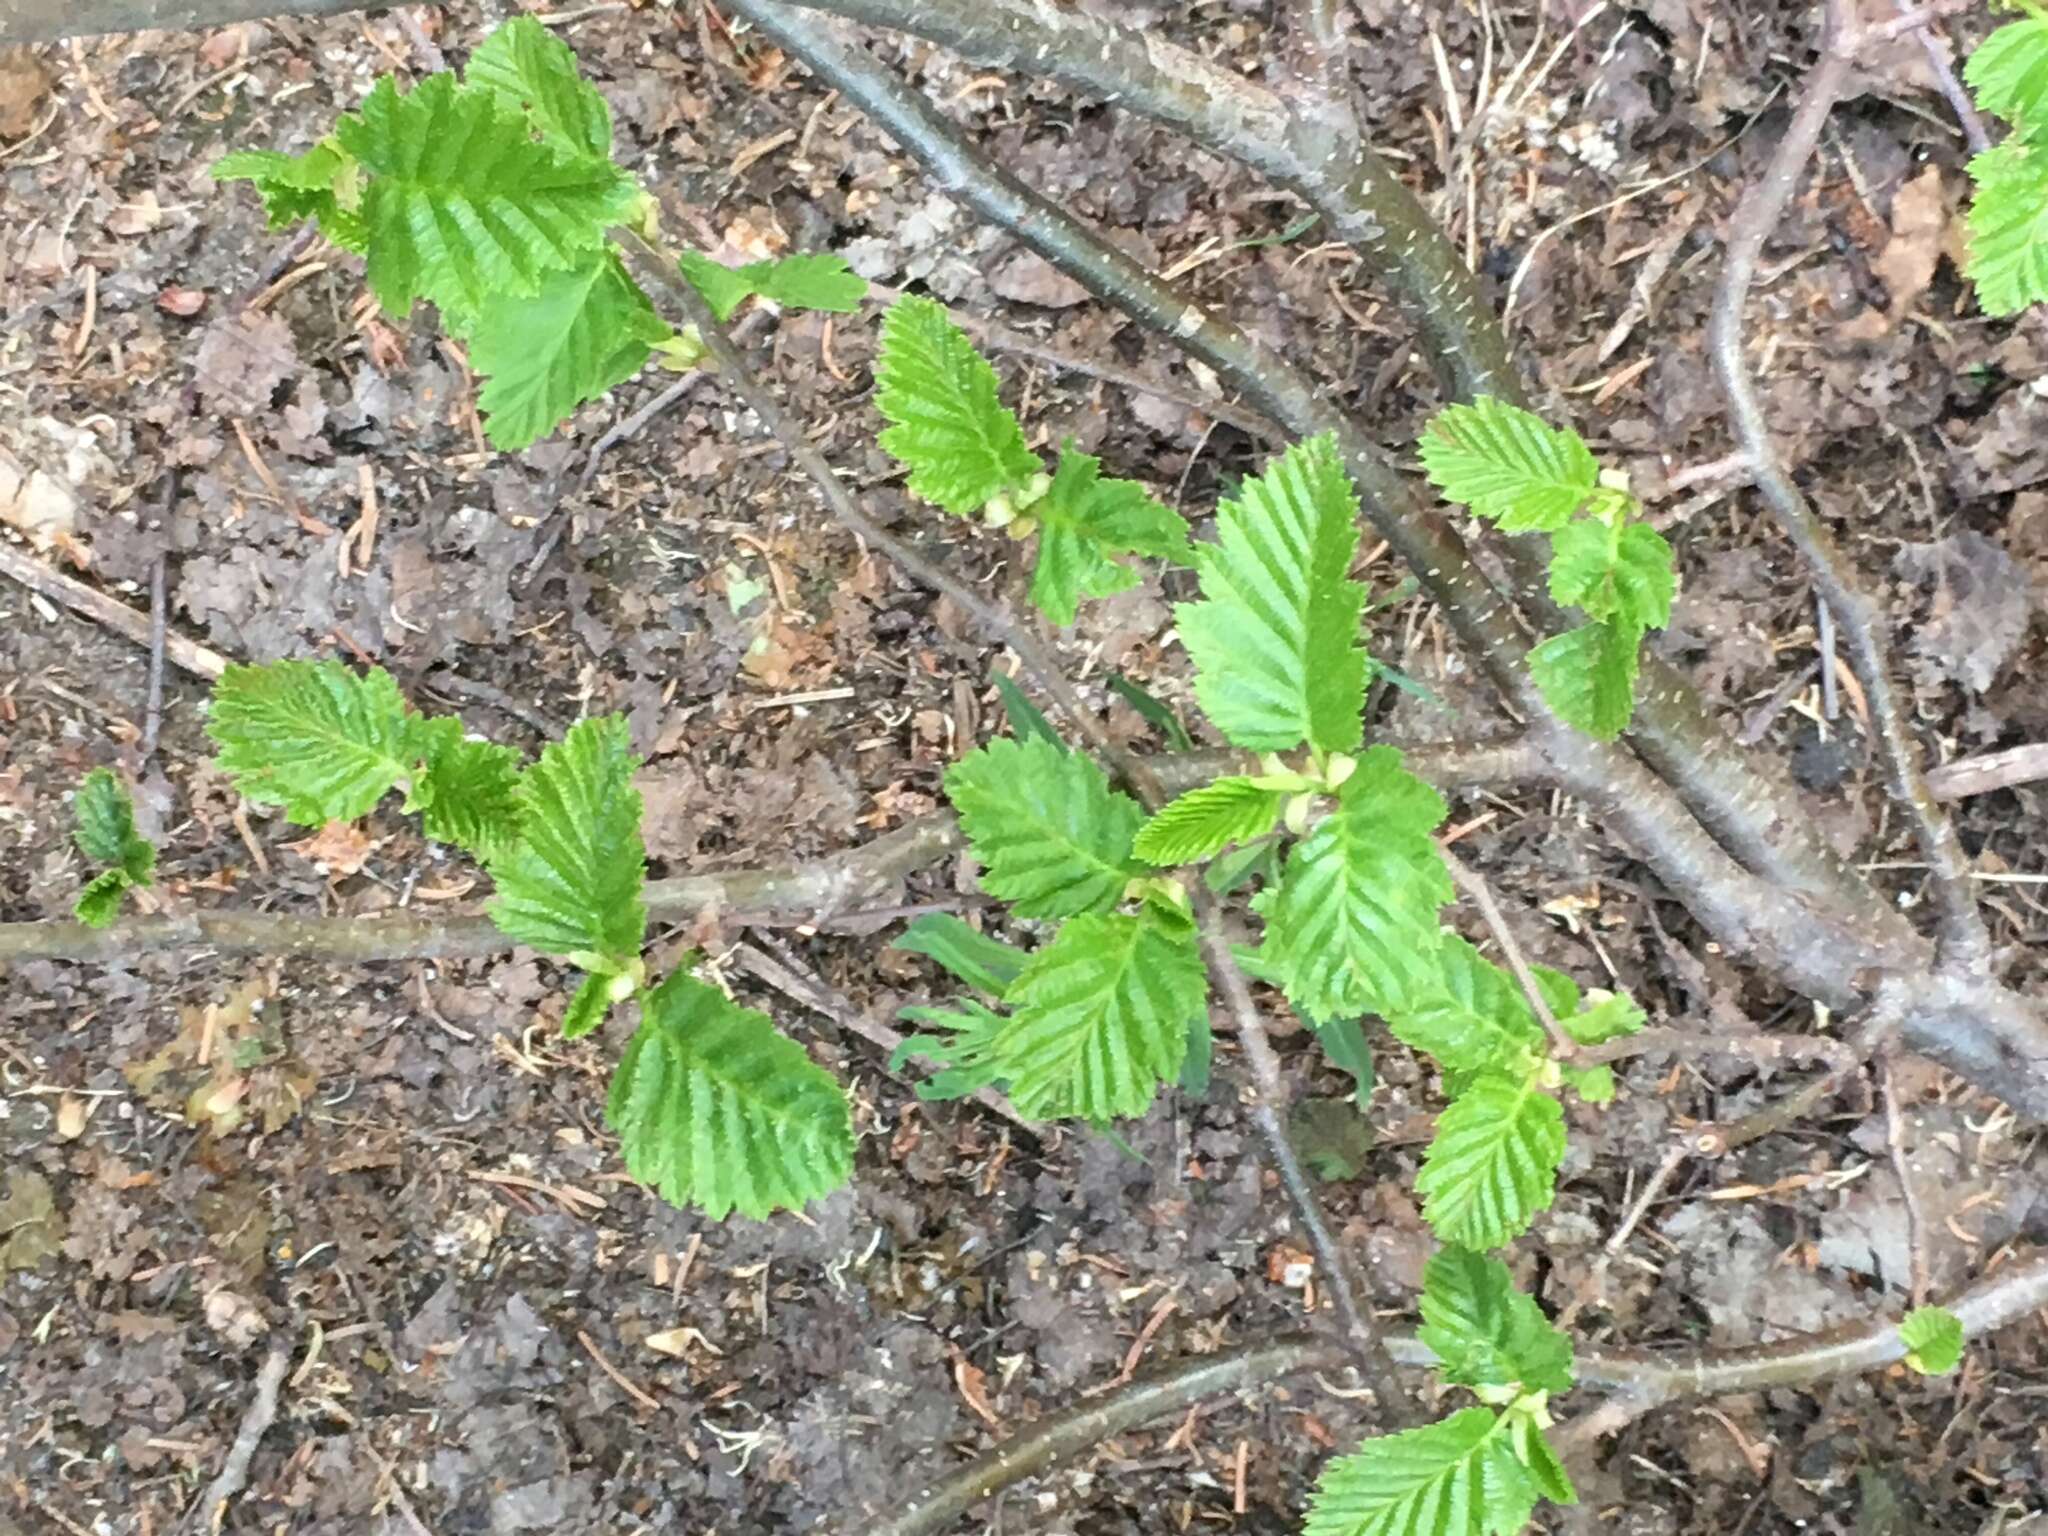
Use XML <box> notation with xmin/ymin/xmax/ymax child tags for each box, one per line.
<box><xmin>468</xmin><ymin>249</ymin><xmax>671</xmax><ymax>450</ymax></box>
<box><xmin>1965</xmin><ymin>139</ymin><xmax>2048</xmax><ymax>316</ymax></box>
<box><xmin>1206</xmin><ymin>837</ymin><xmax>1281</xmax><ymax>896</ymax></box>
<box><xmin>990</xmin><ymin>671</ymin><xmax>1062</xmax><ymax>748</ymax></box>
<box><xmin>1388</xmin><ymin>937</ymin><xmax>1547</xmax><ymax>1086</ymax></box>
<box><xmin>1898</xmin><ymin>1305</ymin><xmax>1964</xmax><ymax>1375</ymax></box>
<box><xmin>1312</xmin><ymin>1013</ymin><xmax>1376</xmax><ymax>1097</ymax></box>
<box><xmin>1506</xmin><ymin>1416</ymin><xmax>1576</xmax><ymax>1507</ymax></box>
<box><xmin>1175</xmin><ymin>434</ymin><xmax>1368</xmax><ymax>754</ymax></box>
<box><xmin>413</xmin><ymin>734</ymin><xmax>526</xmax><ymax>863</ymax></box>
<box><xmin>1306</xmin><ymin>1408</ymin><xmax>1537</xmax><ymax>1536</ymax></box>
<box><xmin>1134</xmin><ymin>777</ymin><xmax>1287</xmax><ymax>866</ymax></box>
<box><xmin>1560</xmin><ymin>1064</ymin><xmax>1615</xmax><ymax>1104</ymax></box>
<box><xmin>1108</xmin><ymin>672</ymin><xmax>1194</xmax><ymax>751</ymax></box>
<box><xmin>212</xmin><ymin>140</ymin><xmax>367</xmax><ymax>249</ymax></box>
<box><xmin>944</xmin><ymin>736</ymin><xmax>1142</xmax><ymax>918</ymax></box>
<box><xmin>994</xmin><ymin>912</ymin><xmax>1207</xmax><ymax>1121</ymax></box>
<box><xmin>1415</xmin><ymin>1073</ymin><xmax>1568</xmax><ymax>1250</ymax></box>
<box><xmin>678</xmin><ymin>250</ymin><xmax>867</xmax><ymax>323</ymax></box>
<box><xmin>607</xmin><ymin>970</ymin><xmax>854</xmax><ymax>1218</ymax></box>
<box><xmin>485</xmin><ymin>715</ymin><xmax>646</xmax><ymax>972</ymax></box>
<box><xmin>1546</xmin><ymin>518</ymin><xmax>1674</xmax><ymax>632</ymax></box>
<box><xmin>1026</xmin><ymin>447</ymin><xmax>1190</xmax><ymax>625</ymax></box>
<box><xmin>1253</xmin><ymin>747</ymin><xmax>1452</xmax><ymax>1022</ymax></box>
<box><xmin>1418</xmin><ymin>1246</ymin><xmax>1574</xmax><ymax>1394</ymax></box>
<box><xmin>336</xmin><ymin>74</ymin><xmax>639</xmax><ymax>322</ymax></box>
<box><xmin>74</xmin><ymin>768</ymin><xmax>155</xmax><ymax>886</ymax></box>
<box><xmin>894</xmin><ymin>913</ymin><xmax>1028</xmax><ymax>998</ymax></box>
<box><xmin>561</xmin><ymin>971</ymin><xmax>615</xmax><ymax>1041</ymax></box>
<box><xmin>464</xmin><ymin>13</ymin><xmax>614</xmax><ymax>160</ymax></box>
<box><xmin>875</xmin><ymin>295</ymin><xmax>1039</xmax><ymax>515</ymax></box>
<box><xmin>207</xmin><ymin>660</ymin><xmax>422</xmax><ymax>825</ymax></box>
<box><xmin>1560</xmin><ymin>989</ymin><xmax>1646</xmax><ymax>1047</ymax></box>
<box><xmin>1964</xmin><ymin>16</ymin><xmax>2048</xmax><ymax>131</ymax></box>
<box><xmin>1527</xmin><ymin>620</ymin><xmax>1641</xmax><ymax>741</ymax></box>
<box><xmin>893</xmin><ymin>1000</ymin><xmax>1009</xmax><ymax>1101</ymax></box>
<box><xmin>1419</xmin><ymin>398</ymin><xmax>1599</xmax><ymax>533</ymax></box>
<box><xmin>74</xmin><ymin>869</ymin><xmax>133</xmax><ymax>929</ymax></box>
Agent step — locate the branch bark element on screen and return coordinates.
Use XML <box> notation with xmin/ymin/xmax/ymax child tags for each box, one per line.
<box><xmin>0</xmin><ymin>0</ymin><xmax>381</xmax><ymax>43</ymax></box>
<box><xmin>1707</xmin><ymin>1</ymin><xmax>1990</xmax><ymax>972</ymax></box>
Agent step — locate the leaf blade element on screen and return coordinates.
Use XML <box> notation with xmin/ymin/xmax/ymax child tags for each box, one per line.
<box><xmin>944</xmin><ymin>736</ymin><xmax>1142</xmax><ymax>919</ymax></box>
<box><xmin>1027</xmin><ymin>447</ymin><xmax>1191</xmax><ymax>626</ymax></box>
<box><xmin>1420</xmin><ymin>398</ymin><xmax>1599</xmax><ymax>533</ymax></box>
<box><xmin>1415</xmin><ymin>1074</ymin><xmax>1568</xmax><ymax>1250</ymax></box>
<box><xmin>463</xmin><ymin>12</ymin><xmax>615</xmax><ymax>160</ymax></box>
<box><xmin>1134</xmin><ymin>777</ymin><xmax>1288</xmax><ymax>866</ymax></box>
<box><xmin>1526</xmin><ymin>620</ymin><xmax>1641</xmax><ymax>740</ymax></box>
<box><xmin>206</xmin><ymin>660</ymin><xmax>419</xmax><ymax>825</ymax></box>
<box><xmin>875</xmin><ymin>295</ymin><xmax>1039</xmax><ymax>515</ymax></box>
<box><xmin>1899</xmin><ymin>1305</ymin><xmax>1964</xmax><ymax>1375</ymax></box>
<box><xmin>1306</xmin><ymin>1408</ymin><xmax>1536</xmax><ymax>1536</ymax></box>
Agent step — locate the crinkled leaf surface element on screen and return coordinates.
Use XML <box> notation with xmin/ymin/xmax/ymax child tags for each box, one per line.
<box><xmin>464</xmin><ymin>13</ymin><xmax>614</xmax><ymax>159</ymax></box>
<box><xmin>1966</xmin><ymin>140</ymin><xmax>2048</xmax><ymax>316</ymax></box>
<box><xmin>414</xmin><ymin>734</ymin><xmax>526</xmax><ymax>862</ymax></box>
<box><xmin>875</xmin><ymin>295</ymin><xmax>1038</xmax><ymax>515</ymax></box>
<box><xmin>1134</xmin><ymin>777</ymin><xmax>1287</xmax><ymax>866</ymax></box>
<box><xmin>944</xmin><ymin>736</ymin><xmax>1141</xmax><ymax>918</ymax></box>
<box><xmin>208</xmin><ymin>661</ymin><xmax>421</xmax><ymax>825</ymax></box>
<box><xmin>1899</xmin><ymin>1305</ymin><xmax>1964</xmax><ymax>1375</ymax></box>
<box><xmin>74</xmin><ymin>768</ymin><xmax>155</xmax><ymax>885</ymax></box>
<box><xmin>1306</xmin><ymin>1408</ymin><xmax>1537</xmax><ymax>1536</ymax></box>
<box><xmin>1963</xmin><ymin>17</ymin><xmax>2048</xmax><ymax>131</ymax></box>
<box><xmin>1418</xmin><ymin>1245</ymin><xmax>1574</xmax><ymax>1393</ymax></box>
<box><xmin>1028</xmin><ymin>447</ymin><xmax>1190</xmax><ymax>625</ymax></box>
<box><xmin>1420</xmin><ymin>398</ymin><xmax>1599</xmax><ymax>533</ymax></box>
<box><xmin>893</xmin><ymin>913</ymin><xmax>1028</xmax><ymax>998</ymax></box>
<box><xmin>678</xmin><ymin>250</ymin><xmax>867</xmax><ymax>322</ymax></box>
<box><xmin>1527</xmin><ymin>620</ymin><xmax>1641</xmax><ymax>741</ymax></box>
<box><xmin>1546</xmin><ymin>518</ymin><xmax>1674</xmax><ymax>632</ymax></box>
<box><xmin>1388</xmin><ymin>936</ymin><xmax>1546</xmax><ymax>1081</ymax></box>
<box><xmin>1416</xmin><ymin>1073</ymin><xmax>1567</xmax><ymax>1250</ymax></box>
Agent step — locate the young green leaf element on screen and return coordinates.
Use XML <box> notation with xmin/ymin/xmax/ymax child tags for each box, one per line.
<box><xmin>1305</xmin><ymin>1408</ymin><xmax>1536</xmax><ymax>1536</ymax></box>
<box><xmin>990</xmin><ymin>671</ymin><xmax>1062</xmax><ymax>748</ymax></box>
<box><xmin>73</xmin><ymin>768</ymin><xmax>156</xmax><ymax>886</ymax></box>
<box><xmin>1175</xmin><ymin>434</ymin><xmax>1368</xmax><ymax>754</ymax></box>
<box><xmin>335</xmin><ymin>74</ymin><xmax>638</xmax><ymax>322</ymax></box>
<box><xmin>1387</xmin><ymin>937</ymin><xmax>1547</xmax><ymax>1082</ymax></box>
<box><xmin>1134</xmin><ymin>777</ymin><xmax>1288</xmax><ymax>866</ymax></box>
<box><xmin>677</xmin><ymin>250</ymin><xmax>868</xmax><ymax>323</ymax></box>
<box><xmin>74</xmin><ymin>870</ymin><xmax>134</xmax><ymax>929</ymax></box>
<box><xmin>1415</xmin><ymin>1072</ymin><xmax>1567</xmax><ymax>1250</ymax></box>
<box><xmin>1418</xmin><ymin>1246</ymin><xmax>1574</xmax><ymax>1394</ymax></box>
<box><xmin>1108</xmin><ymin>672</ymin><xmax>1195</xmax><ymax>751</ymax></box>
<box><xmin>1526</xmin><ymin>620</ymin><xmax>1641</xmax><ymax>741</ymax></box>
<box><xmin>893</xmin><ymin>999</ymin><xmax>1009</xmax><ymax>1101</ymax></box>
<box><xmin>212</xmin><ymin>140</ymin><xmax>367</xmax><ymax>250</ymax></box>
<box><xmin>1560</xmin><ymin>989</ymin><xmax>1646</xmax><ymax>1048</ymax></box>
<box><xmin>1253</xmin><ymin>748</ymin><xmax>1452</xmax><ymax>1022</ymax></box>
<box><xmin>993</xmin><ymin>912</ymin><xmax>1206</xmax><ymax>1121</ymax></box>
<box><xmin>485</xmin><ymin>715</ymin><xmax>646</xmax><ymax>973</ymax></box>
<box><xmin>875</xmin><ymin>295</ymin><xmax>1039</xmax><ymax>515</ymax></box>
<box><xmin>413</xmin><ymin>734</ymin><xmax>526</xmax><ymax>863</ymax></box>
<box><xmin>1898</xmin><ymin>1305</ymin><xmax>1964</xmax><ymax>1375</ymax></box>
<box><xmin>208</xmin><ymin>660</ymin><xmax>422</xmax><ymax>824</ymax></box>
<box><xmin>1965</xmin><ymin>139</ymin><xmax>2048</xmax><ymax>316</ymax></box>
<box><xmin>1419</xmin><ymin>398</ymin><xmax>1600</xmax><ymax>533</ymax></box>
<box><xmin>463</xmin><ymin>13</ymin><xmax>615</xmax><ymax>161</ymax></box>
<box><xmin>468</xmin><ymin>250</ymin><xmax>672</xmax><ymax>450</ymax></box>
<box><xmin>1962</xmin><ymin>16</ymin><xmax>2048</xmax><ymax>131</ymax></box>
<box><xmin>561</xmin><ymin>972</ymin><xmax>615</xmax><ymax>1041</ymax></box>
<box><xmin>1546</xmin><ymin>518</ymin><xmax>1674</xmax><ymax>633</ymax></box>
<box><xmin>607</xmin><ymin>970</ymin><xmax>854</xmax><ymax>1219</ymax></box>
<box><xmin>1311</xmin><ymin>1013</ymin><xmax>1376</xmax><ymax>1097</ymax></box>
<box><xmin>1027</xmin><ymin>447</ymin><xmax>1191</xmax><ymax>625</ymax></box>
<box><xmin>894</xmin><ymin>913</ymin><xmax>1029</xmax><ymax>998</ymax></box>
<box><xmin>1506</xmin><ymin>1415</ymin><xmax>1576</xmax><ymax>1508</ymax></box>
<box><xmin>943</xmin><ymin>736</ymin><xmax>1142</xmax><ymax>918</ymax></box>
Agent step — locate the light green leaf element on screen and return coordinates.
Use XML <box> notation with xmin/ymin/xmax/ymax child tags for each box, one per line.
<box><xmin>1419</xmin><ymin>398</ymin><xmax>1600</xmax><ymax>533</ymax></box>
<box><xmin>994</xmin><ymin>912</ymin><xmax>1207</xmax><ymax>1121</ymax></box>
<box><xmin>1312</xmin><ymin>1013</ymin><xmax>1376</xmax><ymax>1097</ymax></box>
<box><xmin>1415</xmin><ymin>1073</ymin><xmax>1567</xmax><ymax>1250</ymax></box>
<box><xmin>678</xmin><ymin>250</ymin><xmax>867</xmax><ymax>323</ymax></box>
<box><xmin>1966</xmin><ymin>139</ymin><xmax>2048</xmax><ymax>316</ymax></box>
<box><xmin>413</xmin><ymin>734</ymin><xmax>526</xmax><ymax>862</ymax></box>
<box><xmin>1507</xmin><ymin>1416</ymin><xmax>1576</xmax><ymax>1507</ymax></box>
<box><xmin>1898</xmin><ymin>1305</ymin><xmax>1964</xmax><ymax>1375</ymax></box>
<box><xmin>1527</xmin><ymin>620</ymin><xmax>1641</xmax><ymax>740</ymax></box>
<box><xmin>1561</xmin><ymin>1064</ymin><xmax>1615</xmax><ymax>1104</ymax></box>
<box><xmin>893</xmin><ymin>913</ymin><xmax>1028</xmax><ymax>998</ymax></box>
<box><xmin>212</xmin><ymin>140</ymin><xmax>367</xmax><ymax>249</ymax></box>
<box><xmin>74</xmin><ymin>869</ymin><xmax>133</xmax><ymax>929</ymax></box>
<box><xmin>1134</xmin><ymin>777</ymin><xmax>1287</xmax><ymax>866</ymax></box>
<box><xmin>892</xmin><ymin>999</ymin><xmax>1009</xmax><ymax>1102</ymax></box>
<box><xmin>336</xmin><ymin>74</ymin><xmax>639</xmax><ymax>322</ymax></box>
<box><xmin>1561</xmin><ymin>989</ymin><xmax>1646</xmax><ymax>1047</ymax></box>
<box><xmin>74</xmin><ymin>768</ymin><xmax>156</xmax><ymax>886</ymax></box>
<box><xmin>468</xmin><ymin>249</ymin><xmax>671</xmax><ymax>450</ymax></box>
<box><xmin>1418</xmin><ymin>1245</ymin><xmax>1574</xmax><ymax>1394</ymax></box>
<box><xmin>561</xmin><ymin>971</ymin><xmax>615</xmax><ymax>1041</ymax></box>
<box><xmin>1253</xmin><ymin>747</ymin><xmax>1452</xmax><ymax>1022</ymax></box>
<box><xmin>1546</xmin><ymin>518</ymin><xmax>1674</xmax><ymax>632</ymax></box>
<box><xmin>875</xmin><ymin>295</ymin><xmax>1039</xmax><ymax>515</ymax></box>
<box><xmin>1175</xmin><ymin>433</ymin><xmax>1368</xmax><ymax>754</ymax></box>
<box><xmin>464</xmin><ymin>13</ymin><xmax>614</xmax><ymax>160</ymax></box>
<box><xmin>485</xmin><ymin>715</ymin><xmax>646</xmax><ymax>972</ymax></box>
<box><xmin>1305</xmin><ymin>1408</ymin><xmax>1536</xmax><ymax>1536</ymax></box>
<box><xmin>1388</xmin><ymin>936</ymin><xmax>1547</xmax><ymax>1080</ymax></box>
<box><xmin>207</xmin><ymin>660</ymin><xmax>422</xmax><ymax>825</ymax></box>
<box><xmin>1963</xmin><ymin>16</ymin><xmax>2048</xmax><ymax>131</ymax></box>
<box><xmin>1027</xmin><ymin>447</ymin><xmax>1191</xmax><ymax>625</ymax></box>
<box><xmin>608</xmin><ymin>970</ymin><xmax>854</xmax><ymax>1218</ymax></box>
<box><xmin>944</xmin><ymin>736</ymin><xmax>1142</xmax><ymax>918</ymax></box>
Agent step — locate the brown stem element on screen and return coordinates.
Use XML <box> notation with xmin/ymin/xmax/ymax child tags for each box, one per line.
<box><xmin>1707</xmin><ymin>2</ymin><xmax>1989</xmax><ymax>971</ymax></box>
<box><xmin>0</xmin><ymin>0</ymin><xmax>384</xmax><ymax>44</ymax></box>
<box><xmin>1439</xmin><ymin>845</ymin><xmax>1577</xmax><ymax>1061</ymax></box>
<box><xmin>1574</xmin><ymin>1025</ymin><xmax>1858</xmax><ymax>1072</ymax></box>
<box><xmin>1891</xmin><ymin>0</ymin><xmax>1991</xmax><ymax>153</ymax></box>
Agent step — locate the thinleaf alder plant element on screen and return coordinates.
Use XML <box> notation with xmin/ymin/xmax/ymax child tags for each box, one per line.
<box><xmin>55</xmin><ymin>11</ymin><xmax>2044</xmax><ymax>1535</ymax></box>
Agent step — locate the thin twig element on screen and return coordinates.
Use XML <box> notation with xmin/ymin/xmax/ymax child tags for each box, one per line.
<box><xmin>178</xmin><ymin>1344</ymin><xmax>291</xmax><ymax>1535</ymax></box>
<box><xmin>1572</xmin><ymin>1024</ymin><xmax>1858</xmax><ymax>1072</ymax></box>
<box><xmin>0</xmin><ymin>537</ymin><xmax>227</xmax><ymax>681</ymax></box>
<box><xmin>1924</xmin><ymin>742</ymin><xmax>2048</xmax><ymax>802</ymax></box>
<box><xmin>1706</xmin><ymin>0</ymin><xmax>1989</xmax><ymax>972</ymax></box>
<box><xmin>141</xmin><ymin>544</ymin><xmax>170</xmax><ymax>764</ymax></box>
<box><xmin>1438</xmin><ymin>845</ymin><xmax>1577</xmax><ymax>1061</ymax></box>
<box><xmin>1891</xmin><ymin>0</ymin><xmax>1991</xmax><ymax>152</ymax></box>
<box><xmin>1882</xmin><ymin>1058</ymin><xmax>1931</xmax><ymax>1306</ymax></box>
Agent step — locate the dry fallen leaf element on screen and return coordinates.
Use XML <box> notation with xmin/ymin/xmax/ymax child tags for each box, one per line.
<box><xmin>55</xmin><ymin>1094</ymin><xmax>88</xmax><ymax>1141</ymax></box>
<box><xmin>0</xmin><ymin>45</ymin><xmax>51</xmax><ymax>139</ymax></box>
<box><xmin>285</xmin><ymin>820</ymin><xmax>373</xmax><ymax>876</ymax></box>
<box><xmin>1875</xmin><ymin>165</ymin><xmax>1947</xmax><ymax>327</ymax></box>
<box><xmin>158</xmin><ymin>285</ymin><xmax>208</xmax><ymax>317</ymax></box>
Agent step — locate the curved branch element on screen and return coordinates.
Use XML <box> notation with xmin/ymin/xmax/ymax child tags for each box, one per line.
<box><xmin>1707</xmin><ymin>6</ymin><xmax>1989</xmax><ymax>970</ymax></box>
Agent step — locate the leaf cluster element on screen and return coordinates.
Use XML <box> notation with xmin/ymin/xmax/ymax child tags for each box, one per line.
<box><xmin>71</xmin><ymin>769</ymin><xmax>158</xmax><ymax>928</ymax></box>
<box><xmin>1420</xmin><ymin>398</ymin><xmax>1673</xmax><ymax>739</ymax></box>
<box><xmin>213</xmin><ymin>17</ymin><xmax>862</xmax><ymax>450</ymax></box>
<box><xmin>1964</xmin><ymin>12</ymin><xmax>2048</xmax><ymax>315</ymax></box>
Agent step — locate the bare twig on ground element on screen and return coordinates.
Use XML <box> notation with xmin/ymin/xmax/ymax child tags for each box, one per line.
<box><xmin>1891</xmin><ymin>0</ymin><xmax>1990</xmax><ymax>152</ymax></box>
<box><xmin>0</xmin><ymin>0</ymin><xmax>382</xmax><ymax>43</ymax></box>
<box><xmin>178</xmin><ymin>1343</ymin><xmax>291</xmax><ymax>1535</ymax></box>
<box><xmin>1708</xmin><ymin>0</ymin><xmax>1989</xmax><ymax>972</ymax></box>
<box><xmin>1882</xmin><ymin>1058</ymin><xmax>1932</xmax><ymax>1306</ymax></box>
<box><xmin>142</xmin><ymin>545</ymin><xmax>170</xmax><ymax>764</ymax></box>
<box><xmin>1925</xmin><ymin>742</ymin><xmax>2048</xmax><ymax>802</ymax></box>
<box><xmin>1573</xmin><ymin>1025</ymin><xmax>1859</xmax><ymax>1072</ymax></box>
<box><xmin>0</xmin><ymin>538</ymin><xmax>227</xmax><ymax>681</ymax></box>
